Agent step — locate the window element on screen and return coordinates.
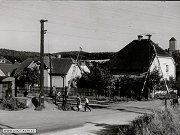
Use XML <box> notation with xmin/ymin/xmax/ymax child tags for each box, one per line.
<box><xmin>166</xmin><ymin>65</ymin><xmax>169</xmax><ymax>73</ymax></box>
<box><xmin>0</xmin><ymin>59</ymin><xmax>6</xmax><ymax>63</ymax></box>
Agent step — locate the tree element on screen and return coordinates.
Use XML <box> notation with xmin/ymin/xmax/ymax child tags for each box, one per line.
<box><xmin>76</xmin><ymin>62</ymin><xmax>112</xmax><ymax>96</ymax></box>
<box><xmin>148</xmin><ymin>67</ymin><xmax>162</xmax><ymax>92</ymax></box>
<box><xmin>119</xmin><ymin>75</ymin><xmax>144</xmax><ymax>100</ymax></box>
<box><xmin>166</xmin><ymin>77</ymin><xmax>180</xmax><ymax>96</ymax></box>
<box><xmin>117</xmin><ymin>67</ymin><xmax>162</xmax><ymax>100</ymax></box>
<box><xmin>14</xmin><ymin>67</ymin><xmax>40</xmax><ymax>88</ymax></box>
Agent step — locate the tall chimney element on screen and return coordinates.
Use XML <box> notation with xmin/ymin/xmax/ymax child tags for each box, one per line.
<box><xmin>146</xmin><ymin>34</ymin><xmax>152</xmax><ymax>40</ymax></box>
<box><xmin>138</xmin><ymin>35</ymin><xmax>143</xmax><ymax>41</ymax></box>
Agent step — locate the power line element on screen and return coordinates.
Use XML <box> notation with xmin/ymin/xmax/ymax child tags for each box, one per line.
<box><xmin>0</xmin><ymin>29</ymin><xmax>38</xmax><ymax>33</ymax></box>
<box><xmin>2</xmin><ymin>2</ymin><xmax>180</xmax><ymax>26</ymax></box>
<box><xmin>1</xmin><ymin>2</ymin><xmax>180</xmax><ymax>34</ymax></box>
<box><xmin>47</xmin><ymin>31</ymin><xmax>131</xmax><ymax>43</ymax></box>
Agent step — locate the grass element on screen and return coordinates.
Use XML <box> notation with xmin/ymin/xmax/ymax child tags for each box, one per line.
<box><xmin>141</xmin><ymin>107</ymin><xmax>180</xmax><ymax>135</ymax></box>
<box><xmin>120</xmin><ymin>106</ymin><xmax>180</xmax><ymax>135</ymax></box>
<box><xmin>0</xmin><ymin>98</ymin><xmax>28</xmax><ymax>111</ymax></box>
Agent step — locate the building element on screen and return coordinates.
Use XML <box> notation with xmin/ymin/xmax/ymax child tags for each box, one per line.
<box><xmin>169</xmin><ymin>37</ymin><xmax>178</xmax><ymax>55</ymax></box>
<box><xmin>108</xmin><ymin>35</ymin><xmax>175</xmax><ymax>79</ymax></box>
<box><xmin>15</xmin><ymin>56</ymin><xmax>89</xmax><ymax>89</ymax></box>
<box><xmin>0</xmin><ymin>56</ymin><xmax>17</xmax><ymax>99</ymax></box>
<box><xmin>50</xmin><ymin>57</ymin><xmax>82</xmax><ymax>88</ymax></box>
<box><xmin>0</xmin><ymin>76</ymin><xmax>15</xmax><ymax>99</ymax></box>
<box><xmin>108</xmin><ymin>35</ymin><xmax>176</xmax><ymax>98</ymax></box>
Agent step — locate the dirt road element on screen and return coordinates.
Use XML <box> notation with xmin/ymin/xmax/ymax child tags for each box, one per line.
<box><xmin>0</xmin><ymin>100</ymin><xmax>163</xmax><ymax>135</ymax></box>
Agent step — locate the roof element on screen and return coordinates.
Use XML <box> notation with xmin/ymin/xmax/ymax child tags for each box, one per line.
<box><xmin>169</xmin><ymin>37</ymin><xmax>176</xmax><ymax>41</ymax></box>
<box><xmin>0</xmin><ymin>76</ymin><xmax>15</xmax><ymax>82</ymax></box>
<box><xmin>0</xmin><ymin>56</ymin><xmax>12</xmax><ymax>64</ymax></box>
<box><xmin>108</xmin><ymin>39</ymin><xmax>171</xmax><ymax>75</ymax></box>
<box><xmin>15</xmin><ymin>56</ymin><xmax>76</xmax><ymax>76</ymax></box>
<box><xmin>0</xmin><ymin>69</ymin><xmax>5</xmax><ymax>76</ymax></box>
<box><xmin>0</xmin><ymin>64</ymin><xmax>19</xmax><ymax>76</ymax></box>
<box><xmin>51</xmin><ymin>58</ymin><xmax>75</xmax><ymax>76</ymax></box>
<box><xmin>15</xmin><ymin>56</ymin><xmax>49</xmax><ymax>73</ymax></box>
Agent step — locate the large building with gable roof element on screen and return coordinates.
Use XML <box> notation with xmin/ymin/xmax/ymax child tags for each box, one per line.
<box><xmin>108</xmin><ymin>35</ymin><xmax>176</xmax><ymax>80</ymax></box>
<box><xmin>108</xmin><ymin>35</ymin><xmax>176</xmax><ymax>99</ymax></box>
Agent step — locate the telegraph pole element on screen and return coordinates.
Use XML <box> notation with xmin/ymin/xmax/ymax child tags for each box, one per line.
<box><xmin>40</xmin><ymin>19</ymin><xmax>48</xmax><ymax>108</ymax></box>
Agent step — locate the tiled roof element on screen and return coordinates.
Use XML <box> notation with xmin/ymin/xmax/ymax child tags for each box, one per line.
<box><xmin>0</xmin><ymin>56</ymin><xmax>12</xmax><ymax>64</ymax></box>
<box><xmin>0</xmin><ymin>76</ymin><xmax>7</xmax><ymax>81</ymax></box>
<box><xmin>0</xmin><ymin>64</ymin><xmax>19</xmax><ymax>76</ymax></box>
<box><xmin>0</xmin><ymin>76</ymin><xmax>14</xmax><ymax>82</ymax></box>
<box><xmin>15</xmin><ymin>56</ymin><xmax>49</xmax><ymax>73</ymax></box>
<box><xmin>15</xmin><ymin>56</ymin><xmax>76</xmax><ymax>76</ymax></box>
<box><xmin>108</xmin><ymin>39</ymin><xmax>171</xmax><ymax>75</ymax></box>
<box><xmin>51</xmin><ymin>58</ymin><xmax>75</xmax><ymax>75</ymax></box>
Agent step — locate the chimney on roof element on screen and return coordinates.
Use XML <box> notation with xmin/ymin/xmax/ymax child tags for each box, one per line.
<box><xmin>146</xmin><ymin>34</ymin><xmax>152</xmax><ymax>40</ymax></box>
<box><xmin>138</xmin><ymin>35</ymin><xmax>143</xmax><ymax>41</ymax></box>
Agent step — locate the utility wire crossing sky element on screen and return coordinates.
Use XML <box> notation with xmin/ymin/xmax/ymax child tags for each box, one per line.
<box><xmin>0</xmin><ymin>1</ymin><xmax>180</xmax><ymax>53</ymax></box>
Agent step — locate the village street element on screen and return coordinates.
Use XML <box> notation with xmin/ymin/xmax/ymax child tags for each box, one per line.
<box><xmin>0</xmin><ymin>100</ymin><xmax>164</xmax><ymax>135</ymax></box>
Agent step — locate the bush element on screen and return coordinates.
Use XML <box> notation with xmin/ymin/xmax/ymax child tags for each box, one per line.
<box><xmin>1</xmin><ymin>98</ymin><xmax>27</xmax><ymax>111</ymax></box>
<box><xmin>120</xmin><ymin>107</ymin><xmax>180</xmax><ymax>135</ymax></box>
<box><xmin>143</xmin><ymin>107</ymin><xmax>180</xmax><ymax>135</ymax></box>
<box><xmin>111</xmin><ymin>96</ymin><xmax>127</xmax><ymax>102</ymax></box>
<box><xmin>95</xmin><ymin>96</ymin><xmax>108</xmax><ymax>101</ymax></box>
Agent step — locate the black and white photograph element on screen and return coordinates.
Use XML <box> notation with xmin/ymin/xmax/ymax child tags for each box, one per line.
<box><xmin>0</xmin><ymin>0</ymin><xmax>180</xmax><ymax>135</ymax></box>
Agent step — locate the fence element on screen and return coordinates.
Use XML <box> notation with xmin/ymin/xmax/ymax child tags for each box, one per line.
<box><xmin>17</xmin><ymin>87</ymin><xmax>97</xmax><ymax>97</ymax></box>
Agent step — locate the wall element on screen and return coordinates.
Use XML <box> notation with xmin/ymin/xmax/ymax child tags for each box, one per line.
<box><xmin>43</xmin><ymin>64</ymin><xmax>82</xmax><ymax>88</ymax></box>
<box><xmin>0</xmin><ymin>69</ymin><xmax>5</xmax><ymax>76</ymax></box>
<box><xmin>0</xmin><ymin>77</ymin><xmax>15</xmax><ymax>99</ymax></box>
<box><xmin>169</xmin><ymin>40</ymin><xmax>177</xmax><ymax>52</ymax></box>
<box><xmin>150</xmin><ymin>56</ymin><xmax>176</xmax><ymax>80</ymax></box>
<box><xmin>66</xmin><ymin>64</ymin><xmax>82</xmax><ymax>87</ymax></box>
<box><xmin>44</xmin><ymin>69</ymin><xmax>50</xmax><ymax>87</ymax></box>
<box><xmin>52</xmin><ymin>76</ymin><xmax>64</xmax><ymax>87</ymax></box>
<box><xmin>0</xmin><ymin>84</ymin><xmax>2</xmax><ymax>99</ymax></box>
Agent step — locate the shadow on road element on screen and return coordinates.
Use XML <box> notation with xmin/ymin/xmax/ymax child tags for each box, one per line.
<box><xmin>107</xmin><ymin>106</ymin><xmax>153</xmax><ymax>115</ymax></box>
<box><xmin>116</xmin><ymin>108</ymin><xmax>150</xmax><ymax>114</ymax></box>
<box><xmin>86</xmin><ymin>122</ymin><xmax>129</xmax><ymax>135</ymax></box>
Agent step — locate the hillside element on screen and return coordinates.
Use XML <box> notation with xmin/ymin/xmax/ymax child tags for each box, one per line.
<box><xmin>0</xmin><ymin>48</ymin><xmax>39</xmax><ymax>63</ymax></box>
<box><xmin>0</xmin><ymin>48</ymin><xmax>115</xmax><ymax>63</ymax></box>
<box><xmin>54</xmin><ymin>51</ymin><xmax>114</xmax><ymax>60</ymax></box>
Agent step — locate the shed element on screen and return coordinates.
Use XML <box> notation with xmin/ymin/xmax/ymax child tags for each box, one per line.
<box><xmin>0</xmin><ymin>76</ymin><xmax>15</xmax><ymax>99</ymax></box>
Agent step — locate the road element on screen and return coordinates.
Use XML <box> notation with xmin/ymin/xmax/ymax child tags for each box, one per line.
<box><xmin>0</xmin><ymin>100</ymin><xmax>163</xmax><ymax>135</ymax></box>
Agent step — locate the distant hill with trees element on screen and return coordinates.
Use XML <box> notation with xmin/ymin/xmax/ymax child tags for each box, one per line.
<box><xmin>54</xmin><ymin>51</ymin><xmax>115</xmax><ymax>60</ymax></box>
<box><xmin>0</xmin><ymin>48</ymin><xmax>39</xmax><ymax>63</ymax></box>
<box><xmin>0</xmin><ymin>48</ymin><xmax>115</xmax><ymax>63</ymax></box>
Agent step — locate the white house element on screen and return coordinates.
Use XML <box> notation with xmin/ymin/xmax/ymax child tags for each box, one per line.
<box><xmin>50</xmin><ymin>58</ymin><xmax>82</xmax><ymax>88</ymax></box>
<box><xmin>150</xmin><ymin>56</ymin><xmax>176</xmax><ymax>80</ymax></box>
<box><xmin>108</xmin><ymin>35</ymin><xmax>176</xmax><ymax>80</ymax></box>
<box><xmin>108</xmin><ymin>35</ymin><xmax>176</xmax><ymax>98</ymax></box>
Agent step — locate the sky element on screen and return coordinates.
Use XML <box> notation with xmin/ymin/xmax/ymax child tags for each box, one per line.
<box><xmin>0</xmin><ymin>0</ymin><xmax>180</xmax><ymax>53</ymax></box>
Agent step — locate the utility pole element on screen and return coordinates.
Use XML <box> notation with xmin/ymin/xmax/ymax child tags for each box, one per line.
<box><xmin>49</xmin><ymin>54</ymin><xmax>53</xmax><ymax>97</ymax></box>
<box><xmin>40</xmin><ymin>19</ymin><xmax>48</xmax><ymax>108</ymax></box>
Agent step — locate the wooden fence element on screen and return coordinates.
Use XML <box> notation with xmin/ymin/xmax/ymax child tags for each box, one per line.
<box><xmin>17</xmin><ymin>87</ymin><xmax>97</xmax><ymax>97</ymax></box>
